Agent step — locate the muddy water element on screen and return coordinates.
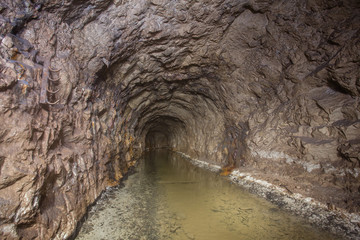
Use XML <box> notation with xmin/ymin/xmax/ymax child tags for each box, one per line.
<box><xmin>76</xmin><ymin>150</ymin><xmax>340</xmax><ymax>240</ymax></box>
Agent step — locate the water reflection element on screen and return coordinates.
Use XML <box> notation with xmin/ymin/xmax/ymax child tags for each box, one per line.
<box><xmin>76</xmin><ymin>150</ymin><xmax>340</xmax><ymax>240</ymax></box>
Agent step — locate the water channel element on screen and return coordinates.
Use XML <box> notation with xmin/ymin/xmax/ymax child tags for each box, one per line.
<box><xmin>75</xmin><ymin>150</ymin><xmax>340</xmax><ymax>240</ymax></box>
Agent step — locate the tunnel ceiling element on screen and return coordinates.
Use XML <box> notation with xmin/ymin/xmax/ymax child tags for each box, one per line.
<box><xmin>0</xmin><ymin>0</ymin><xmax>360</xmax><ymax>238</ymax></box>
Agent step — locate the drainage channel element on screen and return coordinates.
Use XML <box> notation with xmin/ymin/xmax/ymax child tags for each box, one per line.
<box><xmin>75</xmin><ymin>150</ymin><xmax>340</xmax><ymax>240</ymax></box>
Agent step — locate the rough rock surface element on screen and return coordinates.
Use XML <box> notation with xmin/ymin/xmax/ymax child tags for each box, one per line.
<box><xmin>0</xmin><ymin>0</ymin><xmax>359</xmax><ymax>239</ymax></box>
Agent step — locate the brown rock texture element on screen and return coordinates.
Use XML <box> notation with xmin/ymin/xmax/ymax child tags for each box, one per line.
<box><xmin>0</xmin><ymin>0</ymin><xmax>359</xmax><ymax>239</ymax></box>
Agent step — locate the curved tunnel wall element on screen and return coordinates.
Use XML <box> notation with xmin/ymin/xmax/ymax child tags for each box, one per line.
<box><xmin>114</xmin><ymin>75</ymin><xmax>227</xmax><ymax>163</ymax></box>
<box><xmin>0</xmin><ymin>0</ymin><xmax>359</xmax><ymax>238</ymax></box>
<box><xmin>91</xmin><ymin>0</ymin><xmax>360</xmax><ymax>216</ymax></box>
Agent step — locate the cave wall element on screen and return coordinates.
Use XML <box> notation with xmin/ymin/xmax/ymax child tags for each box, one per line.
<box><xmin>0</xmin><ymin>0</ymin><xmax>359</xmax><ymax>239</ymax></box>
<box><xmin>0</xmin><ymin>1</ymin><xmax>131</xmax><ymax>239</ymax></box>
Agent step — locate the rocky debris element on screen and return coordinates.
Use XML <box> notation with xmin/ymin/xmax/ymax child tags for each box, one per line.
<box><xmin>0</xmin><ymin>0</ymin><xmax>359</xmax><ymax>239</ymax></box>
<box><xmin>75</xmin><ymin>160</ymin><xmax>163</xmax><ymax>240</ymax></box>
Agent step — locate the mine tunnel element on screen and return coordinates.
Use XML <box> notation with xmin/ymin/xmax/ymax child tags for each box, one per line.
<box><xmin>0</xmin><ymin>0</ymin><xmax>359</xmax><ymax>239</ymax></box>
<box><xmin>145</xmin><ymin>129</ymin><xmax>169</xmax><ymax>149</ymax></box>
<box><xmin>144</xmin><ymin>115</ymin><xmax>185</xmax><ymax>149</ymax></box>
<box><xmin>127</xmin><ymin>78</ymin><xmax>224</xmax><ymax>158</ymax></box>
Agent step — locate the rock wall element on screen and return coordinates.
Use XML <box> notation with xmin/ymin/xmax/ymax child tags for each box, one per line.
<box><xmin>0</xmin><ymin>1</ymin><xmax>131</xmax><ymax>239</ymax></box>
<box><xmin>0</xmin><ymin>0</ymin><xmax>359</xmax><ymax>239</ymax></box>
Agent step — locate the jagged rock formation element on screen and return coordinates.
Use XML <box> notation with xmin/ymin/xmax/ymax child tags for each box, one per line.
<box><xmin>0</xmin><ymin>0</ymin><xmax>359</xmax><ymax>239</ymax></box>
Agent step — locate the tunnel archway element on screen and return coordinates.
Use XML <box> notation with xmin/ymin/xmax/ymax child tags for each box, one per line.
<box><xmin>116</xmin><ymin>77</ymin><xmax>227</xmax><ymax>163</ymax></box>
<box><xmin>143</xmin><ymin>115</ymin><xmax>187</xmax><ymax>149</ymax></box>
<box><xmin>0</xmin><ymin>0</ymin><xmax>359</xmax><ymax>238</ymax></box>
<box><xmin>145</xmin><ymin>130</ymin><xmax>169</xmax><ymax>149</ymax></box>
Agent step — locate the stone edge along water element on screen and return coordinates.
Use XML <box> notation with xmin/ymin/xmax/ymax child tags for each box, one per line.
<box><xmin>175</xmin><ymin>151</ymin><xmax>360</xmax><ymax>240</ymax></box>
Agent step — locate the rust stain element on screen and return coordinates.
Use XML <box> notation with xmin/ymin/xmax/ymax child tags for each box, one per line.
<box><xmin>220</xmin><ymin>165</ymin><xmax>235</xmax><ymax>176</ymax></box>
<box><xmin>21</xmin><ymin>84</ymin><xmax>28</xmax><ymax>94</ymax></box>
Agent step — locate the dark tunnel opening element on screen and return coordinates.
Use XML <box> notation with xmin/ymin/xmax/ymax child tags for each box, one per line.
<box><xmin>145</xmin><ymin>130</ymin><xmax>169</xmax><ymax>149</ymax></box>
<box><xmin>142</xmin><ymin>115</ymin><xmax>187</xmax><ymax>150</ymax></box>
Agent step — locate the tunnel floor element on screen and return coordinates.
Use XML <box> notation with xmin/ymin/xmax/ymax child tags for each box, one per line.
<box><xmin>75</xmin><ymin>150</ymin><xmax>340</xmax><ymax>240</ymax></box>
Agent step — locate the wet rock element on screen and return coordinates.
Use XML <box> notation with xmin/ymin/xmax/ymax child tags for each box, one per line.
<box><xmin>0</xmin><ymin>0</ymin><xmax>359</xmax><ymax>239</ymax></box>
